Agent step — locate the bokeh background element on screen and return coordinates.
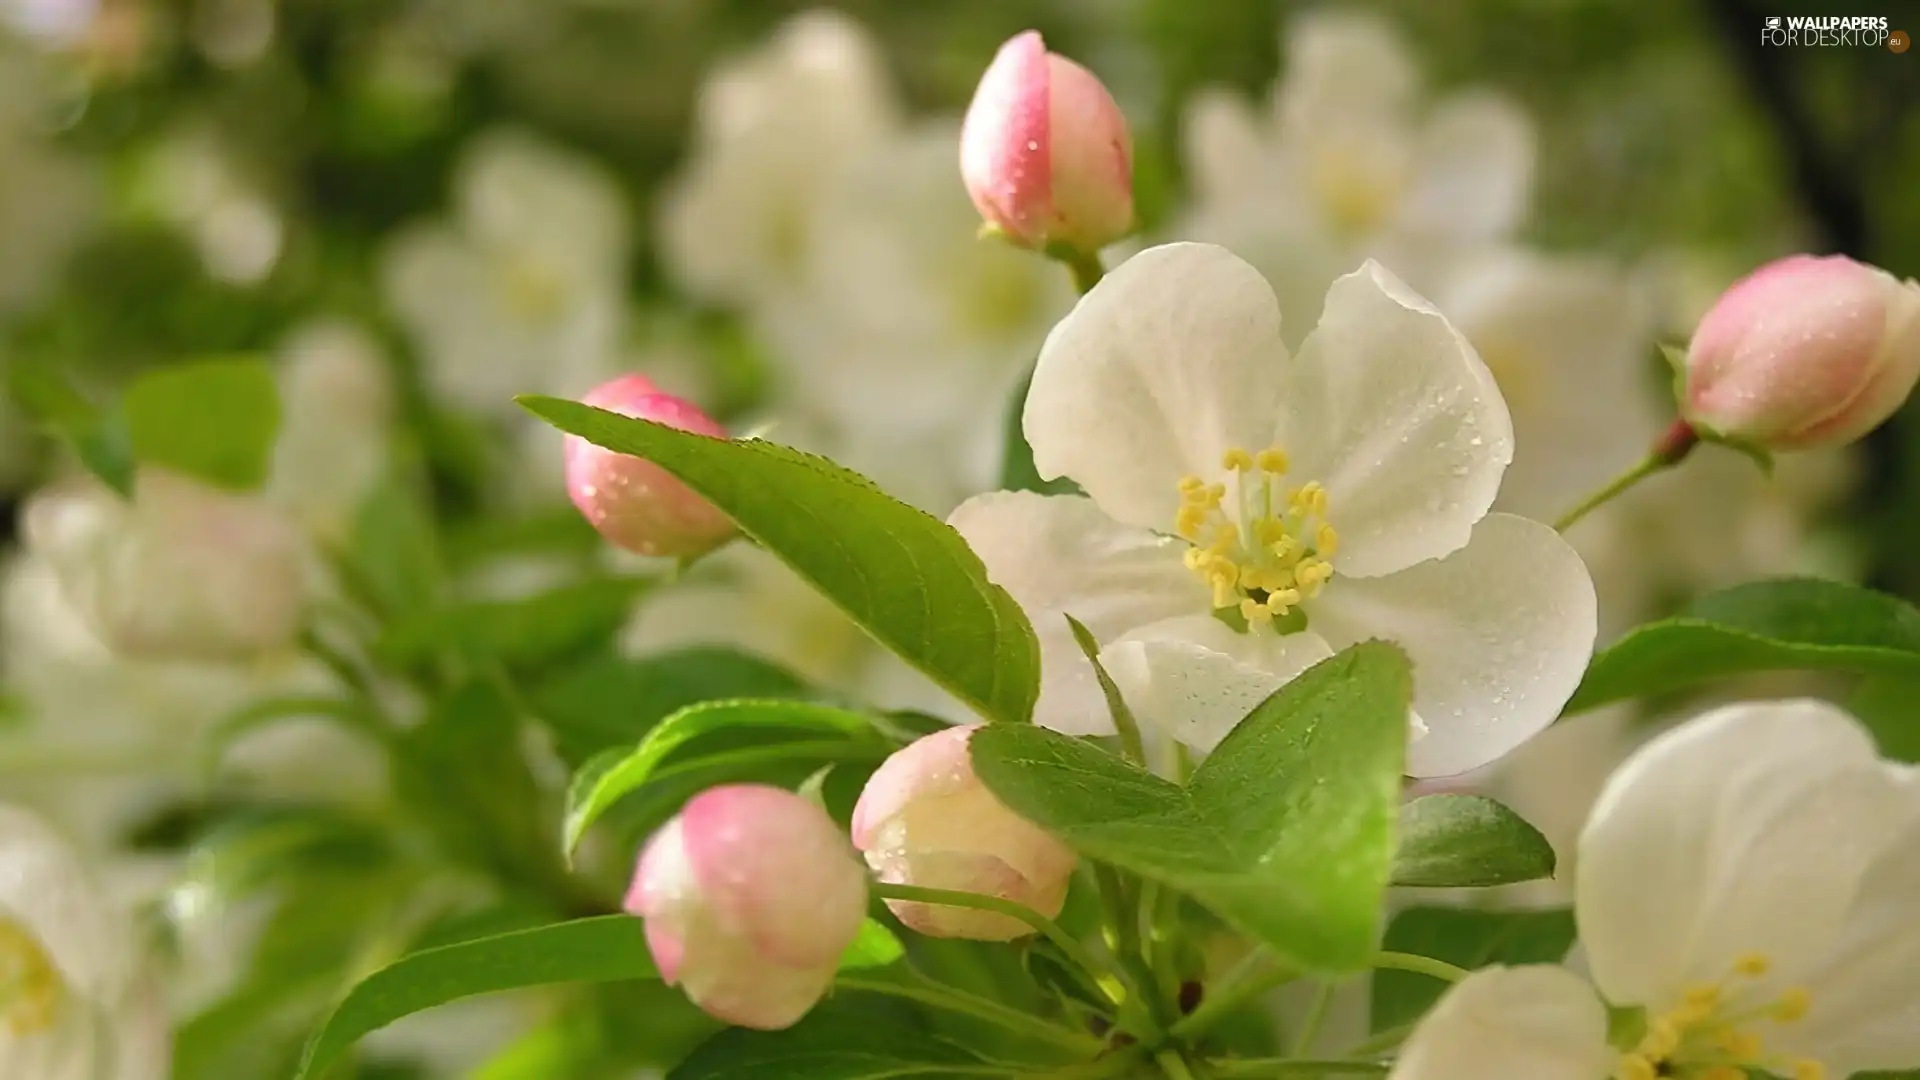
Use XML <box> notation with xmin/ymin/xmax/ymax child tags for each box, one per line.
<box><xmin>1</xmin><ymin>1</ymin><xmax>1917</xmax><ymax>1078</ymax></box>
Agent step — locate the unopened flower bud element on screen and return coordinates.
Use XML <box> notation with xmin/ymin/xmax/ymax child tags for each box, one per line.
<box><xmin>852</xmin><ymin>726</ymin><xmax>1075</xmax><ymax>941</ymax></box>
<box><xmin>960</xmin><ymin>31</ymin><xmax>1134</xmax><ymax>256</ymax></box>
<box><xmin>1681</xmin><ymin>254</ymin><xmax>1920</xmax><ymax>450</ymax></box>
<box><xmin>564</xmin><ymin>375</ymin><xmax>736</xmax><ymax>558</ymax></box>
<box><xmin>626</xmin><ymin>784</ymin><xmax>867</xmax><ymax>1030</ymax></box>
<box><xmin>22</xmin><ymin>468</ymin><xmax>305</xmax><ymax>663</ymax></box>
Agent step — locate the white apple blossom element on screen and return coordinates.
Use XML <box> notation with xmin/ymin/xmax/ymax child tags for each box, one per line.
<box><xmin>949</xmin><ymin>243</ymin><xmax>1595</xmax><ymax>777</ymax></box>
<box><xmin>754</xmin><ymin>123</ymin><xmax>1073</xmax><ymax>509</ymax></box>
<box><xmin>382</xmin><ymin>128</ymin><xmax>628</xmax><ymax>419</ymax></box>
<box><xmin>1174</xmin><ymin>11</ymin><xmax>1533</xmax><ymax>346</ymax></box>
<box><xmin>266</xmin><ymin>319</ymin><xmax>395</xmax><ymax>542</ymax></box>
<box><xmin>0</xmin><ymin>552</ymin><xmax>372</xmax><ymax>849</ymax></box>
<box><xmin>136</xmin><ymin>126</ymin><xmax>284</xmax><ymax>286</ymax></box>
<box><xmin>0</xmin><ymin>804</ymin><xmax>168</xmax><ymax>1080</ymax></box>
<box><xmin>23</xmin><ymin>469</ymin><xmax>307</xmax><ymax>664</ymax></box>
<box><xmin>1391</xmin><ymin>699</ymin><xmax>1920</xmax><ymax>1080</ymax></box>
<box><xmin>657</xmin><ymin>8</ymin><xmax>900</xmax><ymax>310</ymax></box>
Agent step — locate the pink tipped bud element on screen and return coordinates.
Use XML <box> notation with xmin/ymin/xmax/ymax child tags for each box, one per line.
<box><xmin>626</xmin><ymin>784</ymin><xmax>868</xmax><ymax>1030</ymax></box>
<box><xmin>851</xmin><ymin>726</ymin><xmax>1075</xmax><ymax>941</ymax></box>
<box><xmin>960</xmin><ymin>31</ymin><xmax>1134</xmax><ymax>256</ymax></box>
<box><xmin>1681</xmin><ymin>254</ymin><xmax>1920</xmax><ymax>450</ymax></box>
<box><xmin>565</xmin><ymin>375</ymin><xmax>736</xmax><ymax>557</ymax></box>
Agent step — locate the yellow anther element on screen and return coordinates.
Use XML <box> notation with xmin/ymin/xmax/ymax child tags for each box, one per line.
<box><xmin>1640</xmin><ymin>1018</ymin><xmax>1681</xmax><ymax>1059</ymax></box>
<box><xmin>1674</xmin><ymin>998</ymin><xmax>1716</xmax><ymax>1026</ymax></box>
<box><xmin>1735</xmin><ymin>953</ymin><xmax>1772</xmax><ymax>978</ymax></box>
<box><xmin>0</xmin><ymin>918</ymin><xmax>64</xmax><ymax>1035</ymax></box>
<box><xmin>1616</xmin><ymin>1054</ymin><xmax>1657</xmax><ymax>1080</ymax></box>
<box><xmin>1701</xmin><ymin>1067</ymin><xmax>1745</xmax><ymax>1080</ymax></box>
<box><xmin>1792</xmin><ymin>1060</ymin><xmax>1826</xmax><ymax>1080</ymax></box>
<box><xmin>1170</xmin><ymin>449</ymin><xmax>1335</xmax><ymax>630</ymax></box>
<box><xmin>1683</xmin><ymin>984</ymin><xmax>1723</xmax><ymax>1008</ymax></box>
<box><xmin>1715</xmin><ymin>1028</ymin><xmax>1763</xmax><ymax>1059</ymax></box>
<box><xmin>1774</xmin><ymin>987</ymin><xmax>1812</xmax><ymax>1023</ymax></box>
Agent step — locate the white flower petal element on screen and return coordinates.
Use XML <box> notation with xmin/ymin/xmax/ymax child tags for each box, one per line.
<box><xmin>1396</xmin><ymin>92</ymin><xmax>1535</xmax><ymax>242</ymax></box>
<box><xmin>1100</xmin><ymin>615</ymin><xmax>1333</xmax><ymax>755</ymax></box>
<box><xmin>1168</xmin><ymin>201</ymin><xmax>1350</xmax><ymax>353</ymax></box>
<box><xmin>1388</xmin><ymin>965</ymin><xmax>1612</xmax><ymax>1080</ymax></box>
<box><xmin>1282</xmin><ymin>262</ymin><xmax>1513</xmax><ymax>577</ymax></box>
<box><xmin>1309</xmin><ymin>513</ymin><xmax>1595</xmax><ymax>778</ymax></box>
<box><xmin>1785</xmin><ymin>798</ymin><xmax>1920</xmax><ymax>1075</ymax></box>
<box><xmin>948</xmin><ymin>492</ymin><xmax>1202</xmax><ymax>735</ymax></box>
<box><xmin>1024</xmin><ymin>243</ymin><xmax>1289</xmax><ymax>533</ymax></box>
<box><xmin>1434</xmin><ymin>249</ymin><xmax>1661</xmax><ymax>523</ymax></box>
<box><xmin>1576</xmin><ymin>700</ymin><xmax>1914</xmax><ymax>1011</ymax></box>
<box><xmin>1274</xmin><ymin>12</ymin><xmax>1416</xmax><ymax>135</ymax></box>
<box><xmin>1182</xmin><ymin>90</ymin><xmax>1274</xmax><ymax>206</ymax></box>
<box><xmin>0</xmin><ymin>805</ymin><xmax>132</xmax><ymax>1001</ymax></box>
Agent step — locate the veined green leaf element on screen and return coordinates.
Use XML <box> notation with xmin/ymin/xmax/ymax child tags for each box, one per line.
<box><xmin>518</xmin><ymin>397</ymin><xmax>1040</xmax><ymax>725</ymax></box>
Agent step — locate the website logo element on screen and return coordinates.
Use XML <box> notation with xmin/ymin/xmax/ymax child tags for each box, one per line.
<box><xmin>1760</xmin><ymin>15</ymin><xmax>1905</xmax><ymax>48</ymax></box>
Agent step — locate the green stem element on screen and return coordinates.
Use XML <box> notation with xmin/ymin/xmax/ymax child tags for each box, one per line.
<box><xmin>1168</xmin><ymin>950</ymin><xmax>1292</xmax><ymax>1041</ymax></box>
<box><xmin>1341</xmin><ymin>1021</ymin><xmax>1417</xmax><ymax>1059</ymax></box>
<box><xmin>1290</xmin><ymin>983</ymin><xmax>1335</xmax><ymax>1057</ymax></box>
<box><xmin>1092</xmin><ymin>865</ymin><xmax>1162</xmax><ymax>1032</ymax></box>
<box><xmin>1156</xmin><ymin>1050</ymin><xmax>1200</xmax><ymax>1080</ymax></box>
<box><xmin>1371</xmin><ymin>951</ymin><xmax>1470</xmax><ymax>984</ymax></box>
<box><xmin>1209</xmin><ymin>1061</ymin><xmax>1388</xmax><ymax>1078</ymax></box>
<box><xmin>1552</xmin><ymin>417</ymin><xmax>1700</xmax><ymax>532</ymax></box>
<box><xmin>873</xmin><ymin>883</ymin><xmax>1111</xmax><ymax>992</ymax></box>
<box><xmin>834</xmin><ymin>977</ymin><xmax>1102</xmax><ymax>1055</ymax></box>
<box><xmin>1063</xmin><ymin>250</ymin><xmax>1107</xmax><ymax>294</ymax></box>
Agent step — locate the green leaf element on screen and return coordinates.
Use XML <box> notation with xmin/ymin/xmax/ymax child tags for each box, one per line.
<box><xmin>669</xmin><ymin>995</ymin><xmax>1002</xmax><ymax>1080</ymax></box>
<box><xmin>1391</xmin><ymin>795</ymin><xmax>1557</xmax><ymax>888</ymax></box>
<box><xmin>1063</xmin><ymin>614</ymin><xmax>1146</xmax><ymax>765</ymax></box>
<box><xmin>5</xmin><ymin>360</ymin><xmax>134</xmax><ymax>494</ymax></box>
<box><xmin>342</xmin><ymin>467</ymin><xmax>443</xmax><ymax>620</ymax></box>
<box><xmin>1567</xmin><ymin>578</ymin><xmax>1920</xmax><ymax>713</ymax></box>
<box><xmin>295</xmin><ymin>917</ymin><xmax>658</xmax><ymax>1080</ymax></box>
<box><xmin>841</xmin><ymin>919</ymin><xmax>905</xmax><ymax>970</ymax></box>
<box><xmin>1369</xmin><ymin>906</ymin><xmax>1576</xmax><ymax>1033</ymax></box>
<box><xmin>564</xmin><ymin>699</ymin><xmax>887</xmax><ymax>856</ymax></box>
<box><xmin>518</xmin><ymin>397</ymin><xmax>1040</xmax><ymax>725</ymax></box>
<box><xmin>392</xmin><ymin>681</ymin><xmax>560</xmax><ymax>891</ymax></box>
<box><xmin>121</xmin><ymin>356</ymin><xmax>281</xmax><ymax>490</ymax></box>
<box><xmin>375</xmin><ymin>576</ymin><xmax>652</xmax><ymax>671</ymax></box>
<box><xmin>533</xmin><ymin>648</ymin><xmax>812</xmax><ymax>766</ymax></box>
<box><xmin>971</xmin><ymin>643</ymin><xmax>1410</xmax><ymax>973</ymax></box>
<box><xmin>1848</xmin><ymin>674</ymin><xmax>1920</xmax><ymax>763</ymax></box>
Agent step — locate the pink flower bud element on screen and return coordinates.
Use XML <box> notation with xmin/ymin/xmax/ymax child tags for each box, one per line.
<box><xmin>852</xmin><ymin>726</ymin><xmax>1075</xmax><ymax>941</ymax></box>
<box><xmin>960</xmin><ymin>31</ymin><xmax>1134</xmax><ymax>256</ymax></box>
<box><xmin>1681</xmin><ymin>254</ymin><xmax>1920</xmax><ymax>449</ymax></box>
<box><xmin>564</xmin><ymin>375</ymin><xmax>736</xmax><ymax>557</ymax></box>
<box><xmin>626</xmin><ymin>784</ymin><xmax>868</xmax><ymax>1030</ymax></box>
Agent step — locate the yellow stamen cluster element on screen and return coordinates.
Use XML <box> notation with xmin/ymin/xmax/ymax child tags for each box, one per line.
<box><xmin>1175</xmin><ymin>446</ymin><xmax>1337</xmax><ymax>629</ymax></box>
<box><xmin>1615</xmin><ymin>953</ymin><xmax>1823</xmax><ymax>1080</ymax></box>
<box><xmin>0</xmin><ymin>917</ymin><xmax>64</xmax><ymax>1036</ymax></box>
